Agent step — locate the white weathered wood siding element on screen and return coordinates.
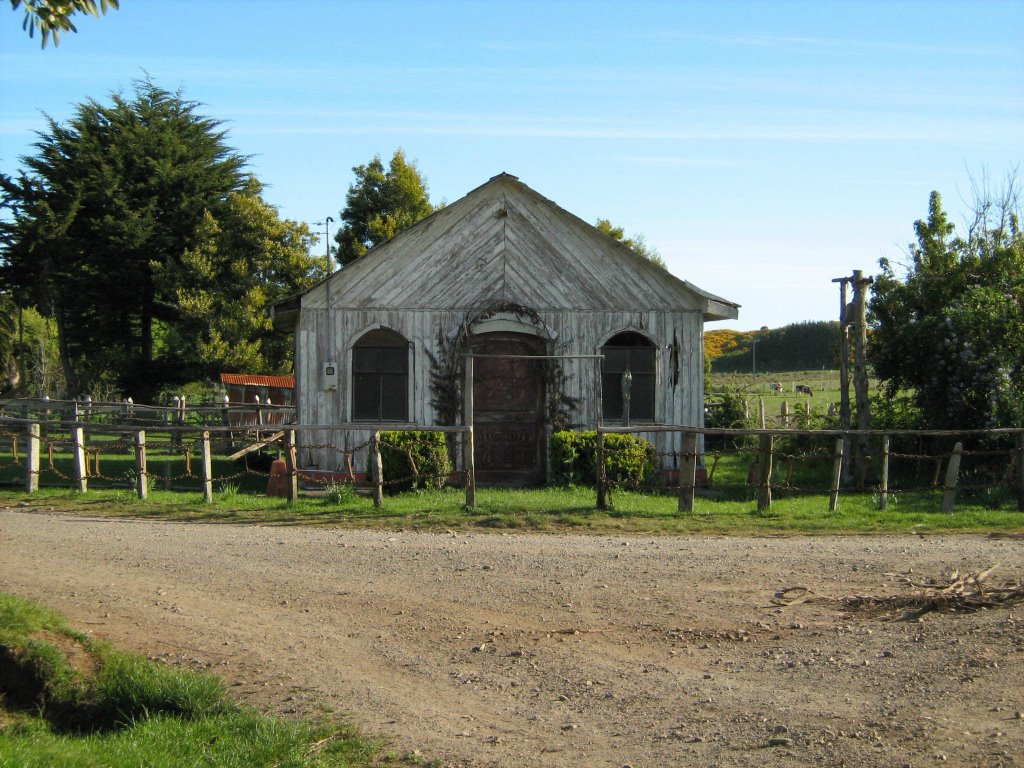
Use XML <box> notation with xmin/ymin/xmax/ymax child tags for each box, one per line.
<box><xmin>286</xmin><ymin>174</ymin><xmax>736</xmax><ymax>474</ymax></box>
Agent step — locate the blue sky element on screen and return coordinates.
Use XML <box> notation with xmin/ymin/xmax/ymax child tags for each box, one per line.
<box><xmin>2</xmin><ymin>0</ymin><xmax>1021</xmax><ymax>330</ymax></box>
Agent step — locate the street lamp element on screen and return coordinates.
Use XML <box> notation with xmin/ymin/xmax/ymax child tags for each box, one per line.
<box><xmin>314</xmin><ymin>216</ymin><xmax>334</xmax><ymax>274</ymax></box>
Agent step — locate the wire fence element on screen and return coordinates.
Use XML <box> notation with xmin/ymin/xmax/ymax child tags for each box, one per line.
<box><xmin>1</xmin><ymin>411</ymin><xmax>1022</xmax><ymax>513</ymax></box>
<box><xmin>595</xmin><ymin>425</ymin><xmax>1024</xmax><ymax>513</ymax></box>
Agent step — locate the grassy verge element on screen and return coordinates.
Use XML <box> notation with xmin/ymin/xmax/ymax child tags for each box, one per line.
<box><xmin>2</xmin><ymin>484</ymin><xmax>1020</xmax><ymax>535</ymax></box>
<box><xmin>0</xmin><ymin>593</ymin><xmax>426</xmax><ymax>767</ymax></box>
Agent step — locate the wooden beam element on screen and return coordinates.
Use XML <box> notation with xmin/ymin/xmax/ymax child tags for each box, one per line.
<box><xmin>757</xmin><ymin>434</ymin><xmax>773</xmax><ymax>511</ymax></box>
<box><xmin>134</xmin><ymin>430</ymin><xmax>148</xmax><ymax>500</ymax></box>
<box><xmin>200</xmin><ymin>431</ymin><xmax>213</xmax><ymax>504</ymax></box>
<box><xmin>829</xmin><ymin>438</ymin><xmax>844</xmax><ymax>512</ymax></box>
<box><xmin>941</xmin><ymin>441</ymin><xmax>963</xmax><ymax>513</ymax></box>
<box><xmin>463</xmin><ymin>356</ymin><xmax>476</xmax><ymax>508</ymax></box>
<box><xmin>226</xmin><ymin>431</ymin><xmax>285</xmax><ymax>461</ymax></box>
<box><xmin>678</xmin><ymin>431</ymin><xmax>697</xmax><ymax>513</ymax></box>
<box><xmin>25</xmin><ymin>422</ymin><xmax>40</xmax><ymax>493</ymax></box>
<box><xmin>72</xmin><ymin>426</ymin><xmax>87</xmax><ymax>493</ymax></box>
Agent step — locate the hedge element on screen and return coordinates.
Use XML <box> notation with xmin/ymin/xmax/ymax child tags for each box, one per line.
<box><xmin>371</xmin><ymin>431</ymin><xmax>452</xmax><ymax>493</ymax></box>
<box><xmin>550</xmin><ymin>430</ymin><xmax>658</xmax><ymax>488</ymax></box>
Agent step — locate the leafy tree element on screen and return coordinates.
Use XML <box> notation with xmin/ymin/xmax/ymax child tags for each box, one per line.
<box><xmin>708</xmin><ymin>321</ymin><xmax>839</xmax><ymax>373</ymax></box>
<box><xmin>155</xmin><ymin>178</ymin><xmax>321</xmax><ymax>378</ymax></box>
<box><xmin>869</xmin><ymin>183</ymin><xmax>1023</xmax><ymax>429</ymax></box>
<box><xmin>0</xmin><ymin>293</ymin><xmax>16</xmax><ymax>392</ymax></box>
<box><xmin>595</xmin><ymin>218</ymin><xmax>666</xmax><ymax>268</ymax></box>
<box><xmin>10</xmin><ymin>0</ymin><xmax>118</xmax><ymax>47</ymax></box>
<box><xmin>0</xmin><ymin>79</ymin><xmax>293</xmax><ymax>399</ymax></box>
<box><xmin>334</xmin><ymin>149</ymin><xmax>435</xmax><ymax>266</ymax></box>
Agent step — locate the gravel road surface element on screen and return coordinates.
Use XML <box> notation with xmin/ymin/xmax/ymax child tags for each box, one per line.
<box><xmin>2</xmin><ymin>508</ymin><xmax>1022</xmax><ymax>767</ymax></box>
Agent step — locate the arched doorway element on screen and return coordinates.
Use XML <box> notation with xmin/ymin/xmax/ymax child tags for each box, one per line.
<box><xmin>470</xmin><ymin>331</ymin><xmax>546</xmax><ymax>486</ymax></box>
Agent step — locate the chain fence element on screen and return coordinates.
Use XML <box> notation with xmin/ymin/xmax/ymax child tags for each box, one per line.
<box><xmin>1</xmin><ymin>412</ymin><xmax>1022</xmax><ymax>513</ymax></box>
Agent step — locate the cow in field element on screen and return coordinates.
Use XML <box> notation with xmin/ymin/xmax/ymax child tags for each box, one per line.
<box><xmin>770</xmin><ymin>382</ymin><xmax>783</xmax><ymax>394</ymax></box>
<box><xmin>795</xmin><ymin>384</ymin><xmax>813</xmax><ymax>396</ymax></box>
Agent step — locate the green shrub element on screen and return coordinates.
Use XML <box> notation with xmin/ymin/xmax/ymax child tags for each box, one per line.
<box><xmin>550</xmin><ymin>430</ymin><xmax>658</xmax><ymax>488</ymax></box>
<box><xmin>705</xmin><ymin>388</ymin><xmax>752</xmax><ymax>451</ymax></box>
<box><xmin>323</xmin><ymin>480</ymin><xmax>357</xmax><ymax>505</ymax></box>
<box><xmin>371</xmin><ymin>431</ymin><xmax>452</xmax><ymax>493</ymax></box>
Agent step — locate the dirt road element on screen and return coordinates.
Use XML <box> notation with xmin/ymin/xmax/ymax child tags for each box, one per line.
<box><xmin>2</xmin><ymin>507</ymin><xmax>1022</xmax><ymax>766</ymax></box>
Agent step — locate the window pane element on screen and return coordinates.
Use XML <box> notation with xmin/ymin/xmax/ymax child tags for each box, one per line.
<box><xmin>603</xmin><ymin>348</ymin><xmax>628</xmax><ymax>373</ymax></box>
<box><xmin>353</xmin><ymin>348</ymin><xmax>380</xmax><ymax>373</ymax></box>
<box><xmin>629</xmin><ymin>348</ymin><xmax>655</xmax><ymax>373</ymax></box>
<box><xmin>631</xmin><ymin>373</ymin><xmax>655</xmax><ymax>420</ymax></box>
<box><xmin>602</xmin><ymin>373</ymin><xmax>623</xmax><ymax>419</ymax></box>
<box><xmin>380</xmin><ymin>374</ymin><xmax>408</xmax><ymax>420</ymax></box>
<box><xmin>352</xmin><ymin>375</ymin><xmax>379</xmax><ymax>420</ymax></box>
<box><xmin>380</xmin><ymin>347</ymin><xmax>408</xmax><ymax>373</ymax></box>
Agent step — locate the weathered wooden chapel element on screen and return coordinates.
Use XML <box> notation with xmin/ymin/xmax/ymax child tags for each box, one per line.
<box><xmin>271</xmin><ymin>173</ymin><xmax>738</xmax><ymax>485</ymax></box>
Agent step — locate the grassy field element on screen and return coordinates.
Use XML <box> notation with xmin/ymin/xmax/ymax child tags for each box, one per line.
<box><xmin>0</xmin><ymin>593</ymin><xmax>428</xmax><ymax>768</ymax></box>
<box><xmin>707</xmin><ymin>369</ymin><xmax>874</xmax><ymax>420</ymax></box>
<box><xmin>3</xmin><ymin>481</ymin><xmax>1020</xmax><ymax>536</ymax></box>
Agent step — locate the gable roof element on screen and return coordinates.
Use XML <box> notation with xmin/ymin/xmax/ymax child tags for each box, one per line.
<box><xmin>273</xmin><ymin>174</ymin><xmax>738</xmax><ymax>328</ymax></box>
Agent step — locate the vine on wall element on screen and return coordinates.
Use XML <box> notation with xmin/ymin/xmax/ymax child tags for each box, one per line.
<box><xmin>425</xmin><ymin>302</ymin><xmax>580</xmax><ymax>430</ymax></box>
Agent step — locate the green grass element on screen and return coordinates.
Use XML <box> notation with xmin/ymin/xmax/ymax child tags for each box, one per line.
<box><xmin>0</xmin><ymin>430</ymin><xmax>275</xmax><ymax>494</ymax></box>
<box><xmin>3</xmin><ymin>481</ymin><xmax>1020</xmax><ymax>536</ymax></box>
<box><xmin>0</xmin><ymin>593</ymin><xmax>423</xmax><ymax>768</ymax></box>
<box><xmin>707</xmin><ymin>369</ymin><xmax>862</xmax><ymax>417</ymax></box>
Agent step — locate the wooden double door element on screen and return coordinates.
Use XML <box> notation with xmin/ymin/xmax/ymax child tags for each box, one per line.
<box><xmin>470</xmin><ymin>332</ymin><xmax>546</xmax><ymax>486</ymax></box>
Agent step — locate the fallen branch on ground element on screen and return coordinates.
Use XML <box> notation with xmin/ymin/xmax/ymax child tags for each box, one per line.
<box><xmin>771</xmin><ymin>565</ymin><xmax>1024</xmax><ymax>619</ymax></box>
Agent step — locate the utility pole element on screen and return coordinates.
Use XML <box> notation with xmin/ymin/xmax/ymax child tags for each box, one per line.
<box><xmin>832</xmin><ymin>275</ymin><xmax>852</xmax><ymax>483</ymax></box>
<box><xmin>851</xmin><ymin>270</ymin><xmax>874</xmax><ymax>486</ymax></box>
<box><xmin>832</xmin><ymin>270</ymin><xmax>874</xmax><ymax>486</ymax></box>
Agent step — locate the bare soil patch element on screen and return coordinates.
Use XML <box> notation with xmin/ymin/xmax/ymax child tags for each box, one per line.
<box><xmin>2</xmin><ymin>508</ymin><xmax>1022</xmax><ymax>766</ymax></box>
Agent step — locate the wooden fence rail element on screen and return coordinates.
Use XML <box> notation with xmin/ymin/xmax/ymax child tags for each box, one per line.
<box><xmin>3</xmin><ymin>415</ymin><xmax>1022</xmax><ymax>514</ymax></box>
<box><xmin>0</xmin><ymin>417</ymin><xmax>472</xmax><ymax>509</ymax></box>
<box><xmin>598</xmin><ymin>424</ymin><xmax>1024</xmax><ymax>514</ymax></box>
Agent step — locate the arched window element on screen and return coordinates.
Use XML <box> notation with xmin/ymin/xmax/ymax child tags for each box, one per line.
<box><xmin>601</xmin><ymin>331</ymin><xmax>656</xmax><ymax>421</ymax></box>
<box><xmin>352</xmin><ymin>328</ymin><xmax>409</xmax><ymax>421</ymax></box>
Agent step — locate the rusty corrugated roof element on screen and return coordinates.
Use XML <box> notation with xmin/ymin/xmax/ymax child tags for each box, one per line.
<box><xmin>220</xmin><ymin>373</ymin><xmax>295</xmax><ymax>388</ymax></box>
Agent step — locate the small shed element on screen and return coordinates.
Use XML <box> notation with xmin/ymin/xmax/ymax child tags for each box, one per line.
<box><xmin>272</xmin><ymin>173</ymin><xmax>738</xmax><ymax>485</ymax></box>
<box><xmin>219</xmin><ymin>373</ymin><xmax>295</xmax><ymax>407</ymax></box>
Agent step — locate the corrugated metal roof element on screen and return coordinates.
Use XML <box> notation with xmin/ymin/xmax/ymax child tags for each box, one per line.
<box><xmin>219</xmin><ymin>373</ymin><xmax>295</xmax><ymax>388</ymax></box>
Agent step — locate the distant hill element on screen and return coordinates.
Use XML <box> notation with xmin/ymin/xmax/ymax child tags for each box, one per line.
<box><xmin>707</xmin><ymin>320</ymin><xmax>839</xmax><ymax>373</ymax></box>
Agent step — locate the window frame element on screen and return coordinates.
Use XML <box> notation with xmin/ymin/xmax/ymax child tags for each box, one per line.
<box><xmin>600</xmin><ymin>331</ymin><xmax>657</xmax><ymax>423</ymax></box>
<box><xmin>349</xmin><ymin>327</ymin><xmax>411</xmax><ymax>423</ymax></box>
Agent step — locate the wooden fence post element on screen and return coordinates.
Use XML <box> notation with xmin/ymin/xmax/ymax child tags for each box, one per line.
<box><xmin>72</xmin><ymin>425</ymin><xmax>87</xmax><ymax>493</ymax></box>
<box><xmin>878</xmin><ymin>435</ymin><xmax>890</xmax><ymax>510</ymax></box>
<box><xmin>463</xmin><ymin>356</ymin><xmax>476</xmax><ymax>508</ymax></box>
<box><xmin>1016</xmin><ymin>432</ymin><xmax>1024</xmax><ymax>512</ymax></box>
<box><xmin>941</xmin><ymin>441</ymin><xmax>963</xmax><ymax>513</ymax></box>
<box><xmin>678</xmin><ymin>431</ymin><xmax>698</xmax><ymax>513</ymax></box>
<box><xmin>221</xmin><ymin>395</ymin><xmax>233</xmax><ymax>449</ymax></box>
<box><xmin>200</xmin><ymin>430</ymin><xmax>213</xmax><ymax>503</ymax></box>
<box><xmin>26</xmin><ymin>422</ymin><xmax>40</xmax><ymax>493</ymax></box>
<box><xmin>134</xmin><ymin>430</ymin><xmax>148</xmax><ymax>500</ymax></box>
<box><xmin>780</xmin><ymin>401</ymin><xmax>790</xmax><ymax>428</ymax></box>
<box><xmin>595</xmin><ymin>358</ymin><xmax>608</xmax><ymax>510</ymax></box>
<box><xmin>829</xmin><ymin>438</ymin><xmax>844</xmax><ymax>512</ymax></box>
<box><xmin>371</xmin><ymin>431</ymin><xmax>383</xmax><ymax>509</ymax></box>
<box><xmin>757</xmin><ymin>434</ymin><xmax>773</xmax><ymax>511</ymax></box>
<box><xmin>283</xmin><ymin>428</ymin><xmax>298</xmax><ymax>503</ymax></box>
<box><xmin>596</xmin><ymin>430</ymin><xmax>608</xmax><ymax>510</ymax></box>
